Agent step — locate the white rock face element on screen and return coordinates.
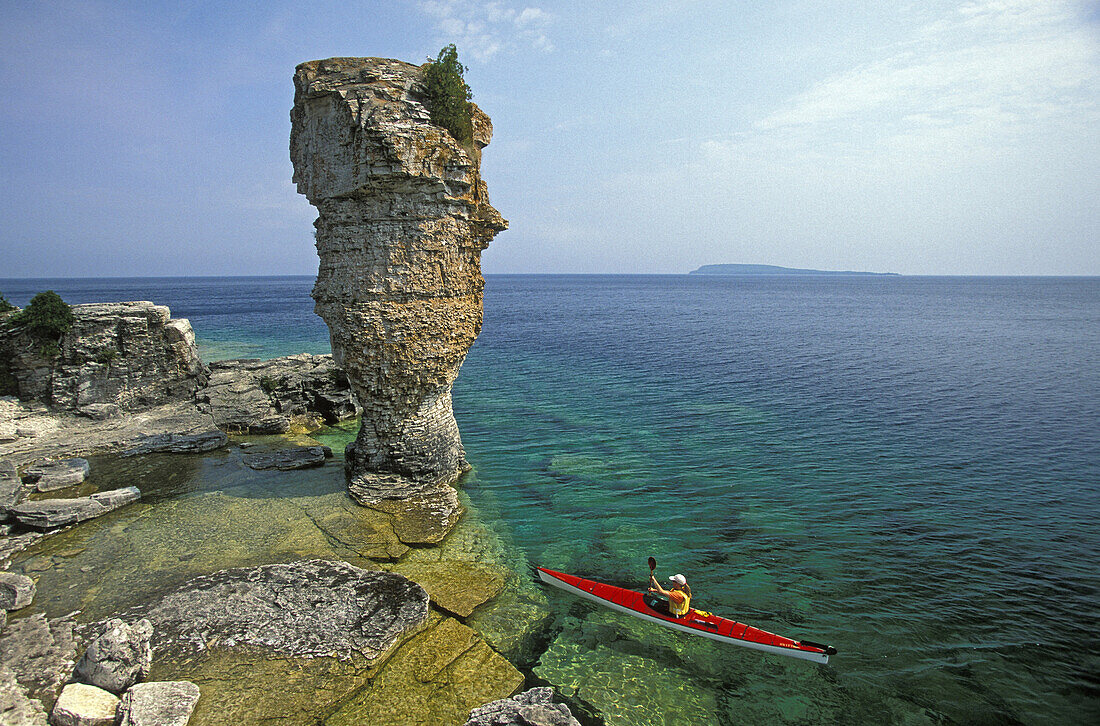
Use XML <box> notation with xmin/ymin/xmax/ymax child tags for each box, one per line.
<box><xmin>49</xmin><ymin>683</ymin><xmax>118</xmax><ymax>726</ymax></box>
<box><xmin>0</xmin><ymin>302</ymin><xmax>206</xmax><ymax>412</ymax></box>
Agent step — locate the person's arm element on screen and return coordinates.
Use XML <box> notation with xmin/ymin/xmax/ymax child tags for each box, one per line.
<box><xmin>649</xmin><ymin>576</ymin><xmax>671</xmax><ymax>597</ymax></box>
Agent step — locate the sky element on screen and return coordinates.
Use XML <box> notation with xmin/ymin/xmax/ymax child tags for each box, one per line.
<box><xmin>0</xmin><ymin>0</ymin><xmax>1097</xmax><ymax>276</ymax></box>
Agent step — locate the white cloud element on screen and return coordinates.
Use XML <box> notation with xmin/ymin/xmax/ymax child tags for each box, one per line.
<box><xmin>750</xmin><ymin>0</ymin><xmax>1099</xmax><ymax>152</ymax></box>
<box><xmin>418</xmin><ymin>1</ymin><xmax>554</xmax><ymax>61</ymax></box>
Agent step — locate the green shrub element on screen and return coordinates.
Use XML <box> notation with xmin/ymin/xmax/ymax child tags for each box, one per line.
<box><xmin>95</xmin><ymin>348</ymin><xmax>119</xmax><ymax>364</ymax></box>
<box><xmin>422</xmin><ymin>44</ymin><xmax>474</xmax><ymax>144</ymax></box>
<box><xmin>0</xmin><ymin>292</ymin><xmax>15</xmax><ymax>314</ymax></box>
<box><xmin>12</xmin><ymin>290</ymin><xmax>74</xmax><ymax>340</ymax></box>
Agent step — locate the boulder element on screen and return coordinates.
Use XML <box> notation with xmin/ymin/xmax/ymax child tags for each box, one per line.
<box><xmin>73</xmin><ymin>619</ymin><xmax>152</xmax><ymax>695</ymax></box>
<box><xmin>49</xmin><ymin>683</ymin><xmax>118</xmax><ymax>726</ymax></box>
<box><xmin>7</xmin><ymin>487</ymin><xmax>140</xmax><ymax>529</ymax></box>
<box><xmin>112</xmin><ymin>560</ymin><xmax>429</xmax><ymax>664</ymax></box>
<box><xmin>117</xmin><ymin>681</ymin><xmax>200</xmax><ymax>726</ymax></box>
<box><xmin>0</xmin><ymin>572</ymin><xmax>36</xmax><ymax>611</ymax></box>
<box><xmin>242</xmin><ymin>445</ymin><xmax>331</xmax><ymax>471</ymax></box>
<box><xmin>0</xmin><ymin>613</ymin><xmax>79</xmax><ymax>709</ymax></box>
<box><xmin>121</xmin><ymin>431</ymin><xmax>227</xmax><ymax>456</ymax></box>
<box><xmin>22</xmin><ymin>458</ymin><xmax>89</xmax><ymax>492</ymax></box>
<box><xmin>198</xmin><ymin>354</ymin><xmax>359</xmax><ymax>434</ymax></box>
<box><xmin>0</xmin><ymin>665</ymin><xmax>49</xmax><ymax>726</ymax></box>
<box><xmin>465</xmin><ymin>688</ymin><xmax>581</xmax><ymax>726</ymax></box>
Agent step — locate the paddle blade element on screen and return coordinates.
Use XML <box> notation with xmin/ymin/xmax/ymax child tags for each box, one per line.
<box><xmin>648</xmin><ymin>557</ymin><xmax>656</xmax><ymax>572</ymax></box>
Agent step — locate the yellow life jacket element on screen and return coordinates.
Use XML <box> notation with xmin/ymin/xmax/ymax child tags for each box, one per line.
<box><xmin>669</xmin><ymin>589</ymin><xmax>691</xmax><ymax>617</ymax></box>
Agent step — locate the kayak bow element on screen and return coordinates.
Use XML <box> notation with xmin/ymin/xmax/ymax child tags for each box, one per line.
<box><xmin>535</xmin><ymin>566</ymin><xmax>836</xmax><ymax>664</ymax></box>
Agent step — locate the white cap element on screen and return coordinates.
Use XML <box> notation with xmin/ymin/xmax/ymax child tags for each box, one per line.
<box><xmin>669</xmin><ymin>574</ymin><xmax>687</xmax><ymax>586</ymax></box>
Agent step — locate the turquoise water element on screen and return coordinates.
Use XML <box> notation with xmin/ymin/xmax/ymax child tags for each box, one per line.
<box><xmin>3</xmin><ymin>274</ymin><xmax>1097</xmax><ymax>724</ymax></box>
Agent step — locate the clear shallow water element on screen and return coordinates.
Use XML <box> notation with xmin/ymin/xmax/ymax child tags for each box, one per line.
<box><xmin>3</xmin><ymin>274</ymin><xmax>1097</xmax><ymax>724</ymax></box>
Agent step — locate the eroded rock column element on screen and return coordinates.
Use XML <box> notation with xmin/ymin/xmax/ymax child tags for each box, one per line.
<box><xmin>290</xmin><ymin>57</ymin><xmax>506</xmax><ymax>541</ymax></box>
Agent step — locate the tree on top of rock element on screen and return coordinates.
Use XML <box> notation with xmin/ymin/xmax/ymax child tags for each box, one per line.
<box><xmin>11</xmin><ymin>290</ymin><xmax>74</xmax><ymax>340</ymax></box>
<box><xmin>422</xmin><ymin>44</ymin><xmax>474</xmax><ymax>144</ymax></box>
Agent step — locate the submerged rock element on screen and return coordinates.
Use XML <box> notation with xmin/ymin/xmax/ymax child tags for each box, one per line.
<box><xmin>50</xmin><ymin>683</ymin><xmax>119</xmax><ymax>726</ymax></box>
<box><xmin>121</xmin><ymin>431</ymin><xmax>227</xmax><ymax>456</ymax></box>
<box><xmin>0</xmin><ymin>572</ymin><xmax>36</xmax><ymax>611</ymax></box>
<box><xmin>199</xmin><ymin>354</ymin><xmax>358</xmax><ymax>434</ymax></box>
<box><xmin>7</xmin><ymin>487</ymin><xmax>140</xmax><ymax>529</ymax></box>
<box><xmin>117</xmin><ymin>681</ymin><xmax>199</xmax><ymax>726</ymax></box>
<box><xmin>113</xmin><ymin>559</ymin><xmax>429</xmax><ymax>664</ymax></box>
<box><xmin>23</xmin><ymin>458</ymin><xmax>89</xmax><ymax>492</ymax></box>
<box><xmin>465</xmin><ymin>687</ymin><xmax>581</xmax><ymax>726</ymax></box>
<box><xmin>366</xmin><ymin>485</ymin><xmax>463</xmax><ymax>545</ymax></box>
<box><xmin>242</xmin><ymin>445</ymin><xmax>331</xmax><ymax>471</ymax></box>
<box><xmin>291</xmin><ymin>56</ymin><xmax>506</xmax><ymax>540</ymax></box>
<box><xmin>73</xmin><ymin>618</ymin><xmax>152</xmax><ymax>695</ymax></box>
<box><xmin>393</xmin><ymin>560</ymin><xmax>505</xmax><ymax>618</ymax></box>
<box><xmin>324</xmin><ymin>615</ymin><xmax>523</xmax><ymax>726</ymax></box>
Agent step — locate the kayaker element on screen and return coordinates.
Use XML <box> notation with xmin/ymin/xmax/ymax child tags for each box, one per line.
<box><xmin>649</xmin><ymin>573</ymin><xmax>692</xmax><ymax>617</ymax></box>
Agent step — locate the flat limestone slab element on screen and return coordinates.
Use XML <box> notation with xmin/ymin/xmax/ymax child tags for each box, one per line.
<box><xmin>24</xmin><ymin>458</ymin><xmax>90</xmax><ymax>492</ymax></box>
<box><xmin>393</xmin><ymin>560</ymin><xmax>505</xmax><ymax>618</ymax></box>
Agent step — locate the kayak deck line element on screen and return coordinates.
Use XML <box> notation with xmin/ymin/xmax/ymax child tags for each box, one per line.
<box><xmin>534</xmin><ymin>566</ymin><xmax>836</xmax><ymax>665</ymax></box>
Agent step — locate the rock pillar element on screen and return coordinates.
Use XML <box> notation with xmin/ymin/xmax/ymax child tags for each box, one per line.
<box><xmin>290</xmin><ymin>57</ymin><xmax>506</xmax><ymax>539</ymax></box>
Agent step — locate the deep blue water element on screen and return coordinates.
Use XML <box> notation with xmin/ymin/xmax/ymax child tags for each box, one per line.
<box><xmin>2</xmin><ymin>274</ymin><xmax>1097</xmax><ymax>724</ymax></box>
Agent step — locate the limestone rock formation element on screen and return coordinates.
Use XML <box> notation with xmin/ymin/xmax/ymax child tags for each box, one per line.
<box><xmin>242</xmin><ymin>445</ymin><xmax>331</xmax><ymax>471</ymax></box>
<box><xmin>290</xmin><ymin>57</ymin><xmax>507</xmax><ymax>532</ymax></box>
<box><xmin>0</xmin><ymin>302</ymin><xmax>206</xmax><ymax>412</ymax></box>
<box><xmin>199</xmin><ymin>354</ymin><xmax>359</xmax><ymax>434</ymax></box>
<box><xmin>0</xmin><ymin>572</ymin><xmax>36</xmax><ymax>611</ymax></box>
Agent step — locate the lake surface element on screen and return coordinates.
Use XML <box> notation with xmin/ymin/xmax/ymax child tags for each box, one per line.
<box><xmin>3</xmin><ymin>274</ymin><xmax>1097</xmax><ymax>724</ymax></box>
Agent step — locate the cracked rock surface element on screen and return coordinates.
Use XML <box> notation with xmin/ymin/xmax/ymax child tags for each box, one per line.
<box><xmin>105</xmin><ymin>559</ymin><xmax>429</xmax><ymax>665</ymax></box>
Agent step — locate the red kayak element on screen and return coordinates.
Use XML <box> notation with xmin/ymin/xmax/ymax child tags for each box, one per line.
<box><xmin>535</xmin><ymin>566</ymin><xmax>836</xmax><ymax>664</ymax></box>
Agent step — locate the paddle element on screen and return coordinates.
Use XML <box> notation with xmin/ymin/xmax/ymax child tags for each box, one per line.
<box><xmin>648</xmin><ymin>556</ymin><xmax>656</xmax><ymax>589</ymax></box>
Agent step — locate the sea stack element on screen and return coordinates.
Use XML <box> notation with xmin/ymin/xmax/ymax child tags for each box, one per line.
<box><xmin>289</xmin><ymin>57</ymin><xmax>506</xmax><ymax>540</ymax></box>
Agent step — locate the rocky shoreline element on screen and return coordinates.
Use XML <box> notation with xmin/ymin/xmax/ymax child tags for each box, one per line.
<box><xmin>1</xmin><ymin>54</ymin><xmax>584</xmax><ymax>725</ymax></box>
<box><xmin>0</xmin><ymin>304</ymin><xmax>576</xmax><ymax>725</ymax></box>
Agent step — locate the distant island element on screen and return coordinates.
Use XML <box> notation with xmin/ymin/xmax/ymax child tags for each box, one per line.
<box><xmin>689</xmin><ymin>264</ymin><xmax>899</xmax><ymax>276</ymax></box>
